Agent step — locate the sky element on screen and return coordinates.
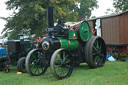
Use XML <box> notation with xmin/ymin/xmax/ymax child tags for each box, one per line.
<box><xmin>0</xmin><ymin>0</ymin><xmax>115</xmax><ymax>36</ymax></box>
<box><xmin>91</xmin><ymin>0</ymin><xmax>115</xmax><ymax>17</ymax></box>
<box><xmin>0</xmin><ymin>0</ymin><xmax>13</xmax><ymax>36</ymax></box>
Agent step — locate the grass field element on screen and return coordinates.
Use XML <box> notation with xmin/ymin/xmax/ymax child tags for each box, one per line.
<box><xmin>0</xmin><ymin>61</ymin><xmax>128</xmax><ymax>85</ymax></box>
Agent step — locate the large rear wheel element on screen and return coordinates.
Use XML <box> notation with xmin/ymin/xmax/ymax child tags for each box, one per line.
<box><xmin>85</xmin><ymin>36</ymin><xmax>106</xmax><ymax>68</ymax></box>
<box><xmin>25</xmin><ymin>49</ymin><xmax>48</xmax><ymax>76</ymax></box>
<box><xmin>50</xmin><ymin>49</ymin><xmax>74</xmax><ymax>79</ymax></box>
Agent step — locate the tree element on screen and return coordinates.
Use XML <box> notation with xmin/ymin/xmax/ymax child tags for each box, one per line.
<box><xmin>113</xmin><ymin>0</ymin><xmax>128</xmax><ymax>12</ymax></box>
<box><xmin>1</xmin><ymin>0</ymin><xmax>98</xmax><ymax>39</ymax></box>
<box><xmin>105</xmin><ymin>8</ymin><xmax>115</xmax><ymax>15</ymax></box>
<box><xmin>2</xmin><ymin>0</ymin><xmax>48</xmax><ymax>39</ymax></box>
<box><xmin>70</xmin><ymin>0</ymin><xmax>98</xmax><ymax>19</ymax></box>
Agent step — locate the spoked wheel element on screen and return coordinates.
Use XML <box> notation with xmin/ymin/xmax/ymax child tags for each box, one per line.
<box><xmin>85</xmin><ymin>36</ymin><xmax>106</xmax><ymax>68</ymax></box>
<box><xmin>17</xmin><ymin>57</ymin><xmax>26</xmax><ymax>73</ymax></box>
<box><xmin>107</xmin><ymin>46</ymin><xmax>120</xmax><ymax>59</ymax></box>
<box><xmin>50</xmin><ymin>49</ymin><xmax>74</xmax><ymax>79</ymax></box>
<box><xmin>25</xmin><ymin>49</ymin><xmax>48</xmax><ymax>76</ymax></box>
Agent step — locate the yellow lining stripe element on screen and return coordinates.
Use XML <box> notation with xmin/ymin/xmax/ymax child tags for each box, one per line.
<box><xmin>68</xmin><ymin>40</ymin><xmax>70</xmax><ymax>50</ymax></box>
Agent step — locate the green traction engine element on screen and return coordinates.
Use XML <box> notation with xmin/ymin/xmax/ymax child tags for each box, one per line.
<box><xmin>25</xmin><ymin>7</ymin><xmax>106</xmax><ymax>79</ymax></box>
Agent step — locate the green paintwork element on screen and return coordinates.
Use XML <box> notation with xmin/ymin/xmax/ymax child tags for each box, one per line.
<box><xmin>7</xmin><ymin>40</ymin><xmax>31</xmax><ymax>53</ymax></box>
<box><xmin>92</xmin><ymin>39</ymin><xmax>103</xmax><ymax>65</ymax></box>
<box><xmin>69</xmin><ymin>30</ymin><xmax>78</xmax><ymax>39</ymax></box>
<box><xmin>58</xmin><ymin>38</ymin><xmax>79</xmax><ymax>51</ymax></box>
<box><xmin>79</xmin><ymin>21</ymin><xmax>91</xmax><ymax>42</ymax></box>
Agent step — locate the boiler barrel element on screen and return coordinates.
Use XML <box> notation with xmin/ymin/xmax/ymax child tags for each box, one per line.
<box><xmin>58</xmin><ymin>38</ymin><xmax>79</xmax><ymax>51</ymax></box>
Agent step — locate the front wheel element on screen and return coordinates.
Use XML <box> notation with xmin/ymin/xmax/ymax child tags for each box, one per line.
<box><xmin>25</xmin><ymin>49</ymin><xmax>48</xmax><ymax>76</ymax></box>
<box><xmin>50</xmin><ymin>49</ymin><xmax>74</xmax><ymax>79</ymax></box>
<box><xmin>17</xmin><ymin>57</ymin><xmax>26</xmax><ymax>73</ymax></box>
